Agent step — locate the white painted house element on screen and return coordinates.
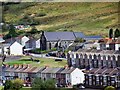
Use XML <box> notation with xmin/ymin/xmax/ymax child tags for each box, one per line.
<box><xmin>10</xmin><ymin>41</ymin><xmax>23</xmax><ymax>55</ymax></box>
<box><xmin>115</xmin><ymin>37</ymin><xmax>120</xmax><ymax>51</ymax></box>
<box><xmin>71</xmin><ymin>68</ymin><xmax>84</xmax><ymax>85</ymax></box>
<box><xmin>60</xmin><ymin>67</ymin><xmax>85</xmax><ymax>86</ymax></box>
<box><xmin>36</xmin><ymin>39</ymin><xmax>40</xmax><ymax>48</ymax></box>
<box><xmin>21</xmin><ymin>36</ymin><xmax>29</xmax><ymax>46</ymax></box>
<box><xmin>115</xmin><ymin>43</ymin><xmax>120</xmax><ymax>50</ymax></box>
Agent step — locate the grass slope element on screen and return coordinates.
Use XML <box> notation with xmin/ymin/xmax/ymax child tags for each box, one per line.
<box><xmin>3</xmin><ymin>2</ymin><xmax>119</xmax><ymax>37</ymax></box>
<box><xmin>5</xmin><ymin>57</ymin><xmax>67</xmax><ymax>67</ymax></box>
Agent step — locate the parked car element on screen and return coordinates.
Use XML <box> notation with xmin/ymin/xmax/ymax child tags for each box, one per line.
<box><xmin>55</xmin><ymin>59</ymin><xmax>62</xmax><ymax>61</ymax></box>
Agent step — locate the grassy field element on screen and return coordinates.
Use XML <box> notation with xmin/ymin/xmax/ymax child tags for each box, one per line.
<box><xmin>3</xmin><ymin>2</ymin><xmax>119</xmax><ymax>37</ymax></box>
<box><xmin>0</xmin><ymin>86</ymin><xmax>3</xmax><ymax>90</ymax></box>
<box><xmin>4</xmin><ymin>57</ymin><xmax>67</xmax><ymax>67</ymax></box>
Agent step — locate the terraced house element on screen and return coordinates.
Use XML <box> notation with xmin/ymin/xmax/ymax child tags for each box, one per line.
<box><xmin>83</xmin><ymin>67</ymin><xmax>120</xmax><ymax>89</ymax></box>
<box><xmin>2</xmin><ymin>64</ymin><xmax>84</xmax><ymax>87</ymax></box>
<box><xmin>67</xmin><ymin>49</ymin><xmax>120</xmax><ymax>88</ymax></box>
<box><xmin>67</xmin><ymin>49</ymin><xmax>120</xmax><ymax>69</ymax></box>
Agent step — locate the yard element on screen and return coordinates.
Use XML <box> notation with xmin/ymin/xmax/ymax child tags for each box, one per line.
<box><xmin>4</xmin><ymin>57</ymin><xmax>67</xmax><ymax>67</ymax></box>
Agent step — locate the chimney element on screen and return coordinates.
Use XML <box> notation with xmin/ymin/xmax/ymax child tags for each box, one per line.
<box><xmin>45</xmin><ymin>65</ymin><xmax>49</xmax><ymax>69</ymax></box>
<box><xmin>64</xmin><ymin>65</ymin><xmax>68</xmax><ymax>69</ymax></box>
<box><xmin>5</xmin><ymin>64</ymin><xmax>10</xmax><ymax>68</ymax></box>
<box><xmin>19</xmin><ymin>64</ymin><xmax>22</xmax><ymax>69</ymax></box>
<box><xmin>27</xmin><ymin>64</ymin><xmax>31</xmax><ymax>68</ymax></box>
<box><xmin>14</xmin><ymin>64</ymin><xmax>18</xmax><ymax>68</ymax></box>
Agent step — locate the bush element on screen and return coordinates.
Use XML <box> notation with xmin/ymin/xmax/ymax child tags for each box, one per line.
<box><xmin>104</xmin><ymin>86</ymin><xmax>115</xmax><ymax>90</ymax></box>
<box><xmin>36</xmin><ymin>12</ymin><xmax>46</xmax><ymax>17</ymax></box>
<box><xmin>4</xmin><ymin>80</ymin><xmax>13</xmax><ymax>90</ymax></box>
<box><xmin>74</xmin><ymin>38</ymin><xmax>85</xmax><ymax>43</ymax></box>
<box><xmin>12</xmin><ymin>78</ymin><xmax>24</xmax><ymax>90</ymax></box>
<box><xmin>3</xmin><ymin>24</ymin><xmax>18</xmax><ymax>39</ymax></box>
<box><xmin>32</xmin><ymin>78</ymin><xmax>56</xmax><ymax>90</ymax></box>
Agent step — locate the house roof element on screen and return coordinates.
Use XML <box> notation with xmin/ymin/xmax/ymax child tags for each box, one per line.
<box><xmin>32</xmin><ymin>67</ymin><xmax>45</xmax><ymax>73</ymax></box>
<box><xmin>44</xmin><ymin>32</ymin><xmax>76</xmax><ymax>41</ymax></box>
<box><xmin>41</xmin><ymin>67</ymin><xmax>62</xmax><ymax>74</ymax></box>
<box><xmin>5</xmin><ymin>38</ymin><xmax>16</xmax><ymax>44</ymax></box>
<box><xmin>99</xmin><ymin>38</ymin><xmax>120</xmax><ymax>44</ymax></box>
<box><xmin>73</xmin><ymin>32</ymin><xmax>85</xmax><ymax>38</ymax></box>
<box><xmin>5</xmin><ymin>65</ymin><xmax>19</xmax><ymax>72</ymax></box>
<box><xmin>10</xmin><ymin>41</ymin><xmax>23</xmax><ymax>48</ymax></box>
<box><xmin>77</xmin><ymin>49</ymin><xmax>119</xmax><ymax>55</ymax></box>
<box><xmin>84</xmin><ymin>35</ymin><xmax>102</xmax><ymax>40</ymax></box>
<box><xmin>26</xmin><ymin>38</ymin><xmax>36</xmax><ymax>43</ymax></box>
<box><xmin>5</xmin><ymin>36</ymin><xmax>30</xmax><ymax>44</ymax></box>
<box><xmin>0</xmin><ymin>43</ymin><xmax>10</xmax><ymax>47</ymax></box>
<box><xmin>60</xmin><ymin>67</ymin><xmax>76</xmax><ymax>74</ymax></box>
<box><xmin>85</xmin><ymin>67</ymin><xmax>120</xmax><ymax>76</ymax></box>
<box><xmin>0</xmin><ymin>37</ymin><xmax>5</xmax><ymax>43</ymax></box>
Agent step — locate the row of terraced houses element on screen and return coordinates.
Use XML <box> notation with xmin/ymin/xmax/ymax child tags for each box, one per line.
<box><xmin>67</xmin><ymin>49</ymin><xmax>120</xmax><ymax>89</ymax></box>
<box><xmin>2</xmin><ymin>64</ymin><xmax>84</xmax><ymax>87</ymax></box>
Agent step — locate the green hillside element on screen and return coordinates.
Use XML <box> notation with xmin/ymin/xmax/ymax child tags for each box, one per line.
<box><xmin>3</xmin><ymin>2</ymin><xmax>119</xmax><ymax>37</ymax></box>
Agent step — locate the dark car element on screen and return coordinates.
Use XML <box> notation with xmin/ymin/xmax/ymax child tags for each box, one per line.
<box><xmin>55</xmin><ymin>59</ymin><xmax>62</xmax><ymax>61</ymax></box>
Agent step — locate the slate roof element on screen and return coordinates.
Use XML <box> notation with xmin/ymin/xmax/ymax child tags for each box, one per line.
<box><xmin>60</xmin><ymin>67</ymin><xmax>75</xmax><ymax>74</ymax></box>
<box><xmin>0</xmin><ymin>37</ymin><xmax>5</xmax><ymax>43</ymax></box>
<box><xmin>77</xmin><ymin>49</ymin><xmax>120</xmax><ymax>55</ymax></box>
<box><xmin>44</xmin><ymin>32</ymin><xmax>76</xmax><ymax>41</ymax></box>
<box><xmin>84</xmin><ymin>35</ymin><xmax>102</xmax><ymax>40</ymax></box>
<box><xmin>73</xmin><ymin>32</ymin><xmax>85</xmax><ymax>38</ymax></box>
<box><xmin>86</xmin><ymin>68</ymin><xmax>120</xmax><ymax>76</ymax></box>
<box><xmin>41</xmin><ymin>67</ymin><xmax>62</xmax><ymax>74</ymax></box>
<box><xmin>5</xmin><ymin>38</ymin><xmax>16</xmax><ymax>44</ymax></box>
<box><xmin>32</xmin><ymin>67</ymin><xmax>45</xmax><ymax>73</ymax></box>
<box><xmin>26</xmin><ymin>37</ymin><xmax>36</xmax><ymax>43</ymax></box>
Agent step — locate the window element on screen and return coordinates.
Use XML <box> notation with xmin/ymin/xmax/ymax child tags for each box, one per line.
<box><xmin>96</xmin><ymin>76</ymin><xmax>99</xmax><ymax>85</ymax></box>
<box><xmin>103</xmin><ymin>76</ymin><xmax>107</xmax><ymax>86</ymax></box>
<box><xmin>89</xmin><ymin>75</ymin><xmax>92</xmax><ymax>85</ymax></box>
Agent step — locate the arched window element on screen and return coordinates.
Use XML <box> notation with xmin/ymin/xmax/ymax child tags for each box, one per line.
<box><xmin>112</xmin><ymin>55</ymin><xmax>116</xmax><ymax>68</ymax></box>
<box><xmin>117</xmin><ymin>55</ymin><xmax>120</xmax><ymax>67</ymax></box>
<box><xmin>49</xmin><ymin>42</ymin><xmax>51</xmax><ymax>49</ymax></box>
<box><xmin>76</xmin><ymin>53</ymin><xmax>79</xmax><ymax>58</ymax></box>
<box><xmin>103</xmin><ymin>55</ymin><xmax>106</xmax><ymax>67</ymax></box>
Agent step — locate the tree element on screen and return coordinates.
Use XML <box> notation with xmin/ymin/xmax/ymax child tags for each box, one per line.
<box><xmin>11</xmin><ymin>78</ymin><xmax>24</xmax><ymax>90</ymax></box>
<box><xmin>32</xmin><ymin>77</ymin><xmax>45</xmax><ymax>90</ymax></box>
<box><xmin>32</xmin><ymin>78</ymin><xmax>56</xmax><ymax>90</ymax></box>
<box><xmin>74</xmin><ymin>38</ymin><xmax>85</xmax><ymax>43</ymax></box>
<box><xmin>104</xmin><ymin>86</ymin><xmax>115</xmax><ymax>90</ymax></box>
<box><xmin>29</xmin><ymin>26</ymin><xmax>38</xmax><ymax>34</ymax></box>
<box><xmin>44</xmin><ymin>79</ymin><xmax>56</xmax><ymax>89</ymax></box>
<box><xmin>8</xmin><ymin>24</ymin><xmax>17</xmax><ymax>37</ymax></box>
<box><xmin>109</xmin><ymin>28</ymin><xmax>113</xmax><ymax>39</ymax></box>
<box><xmin>114</xmin><ymin>29</ymin><xmax>120</xmax><ymax>38</ymax></box>
<box><xmin>4</xmin><ymin>80</ymin><xmax>13</xmax><ymax>90</ymax></box>
<box><xmin>3</xmin><ymin>24</ymin><xmax>18</xmax><ymax>39</ymax></box>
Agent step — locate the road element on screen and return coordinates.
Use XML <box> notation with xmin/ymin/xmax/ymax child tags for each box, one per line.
<box><xmin>29</xmin><ymin>53</ymin><xmax>67</xmax><ymax>60</ymax></box>
<box><xmin>3</xmin><ymin>56</ymin><xmax>22</xmax><ymax>62</ymax></box>
<box><xmin>2</xmin><ymin>53</ymin><xmax>67</xmax><ymax>63</ymax></box>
